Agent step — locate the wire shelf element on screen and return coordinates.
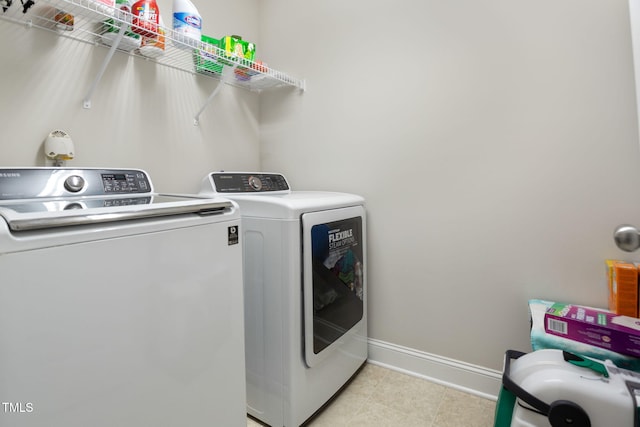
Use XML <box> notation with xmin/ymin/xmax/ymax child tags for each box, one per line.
<box><xmin>0</xmin><ymin>0</ymin><xmax>306</xmax><ymax>92</ymax></box>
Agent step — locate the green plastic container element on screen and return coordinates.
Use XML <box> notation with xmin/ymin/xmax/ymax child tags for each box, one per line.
<box><xmin>194</xmin><ymin>35</ymin><xmax>223</xmax><ymax>76</ymax></box>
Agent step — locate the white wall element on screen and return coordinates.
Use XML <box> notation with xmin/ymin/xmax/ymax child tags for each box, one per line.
<box><xmin>3</xmin><ymin>0</ymin><xmax>640</xmax><ymax>386</ymax></box>
<box><xmin>258</xmin><ymin>0</ymin><xmax>640</xmax><ymax>371</ymax></box>
<box><xmin>0</xmin><ymin>0</ymin><xmax>261</xmax><ymax>193</ymax></box>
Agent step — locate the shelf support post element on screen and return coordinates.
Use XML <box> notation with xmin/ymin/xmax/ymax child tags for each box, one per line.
<box><xmin>83</xmin><ymin>23</ymin><xmax>128</xmax><ymax>109</ymax></box>
<box><xmin>193</xmin><ymin>65</ymin><xmax>236</xmax><ymax>126</ymax></box>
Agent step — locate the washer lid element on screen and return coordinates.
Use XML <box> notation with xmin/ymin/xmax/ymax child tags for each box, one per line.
<box><xmin>0</xmin><ymin>168</ymin><xmax>233</xmax><ymax>231</ymax></box>
<box><xmin>0</xmin><ymin>195</ymin><xmax>233</xmax><ymax>231</ymax></box>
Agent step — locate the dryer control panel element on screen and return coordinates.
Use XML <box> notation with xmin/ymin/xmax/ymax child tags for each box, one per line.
<box><xmin>210</xmin><ymin>173</ymin><xmax>290</xmax><ymax>193</ymax></box>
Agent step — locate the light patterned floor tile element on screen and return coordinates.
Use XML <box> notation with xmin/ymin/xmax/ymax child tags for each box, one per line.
<box><xmin>432</xmin><ymin>388</ymin><xmax>496</xmax><ymax>427</ymax></box>
<box><xmin>247</xmin><ymin>363</ymin><xmax>497</xmax><ymax>427</ymax></box>
<box><xmin>307</xmin><ymin>387</ymin><xmax>370</xmax><ymax>426</ymax></box>
<box><xmin>247</xmin><ymin>416</ymin><xmax>263</xmax><ymax>426</ymax></box>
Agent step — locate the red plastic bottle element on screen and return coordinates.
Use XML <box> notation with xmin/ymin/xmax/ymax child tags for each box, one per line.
<box><xmin>131</xmin><ymin>0</ymin><xmax>159</xmax><ymax>37</ymax></box>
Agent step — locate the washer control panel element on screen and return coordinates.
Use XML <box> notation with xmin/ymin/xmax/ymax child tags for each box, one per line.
<box><xmin>210</xmin><ymin>172</ymin><xmax>290</xmax><ymax>193</ymax></box>
<box><xmin>0</xmin><ymin>168</ymin><xmax>153</xmax><ymax>200</ymax></box>
<box><xmin>101</xmin><ymin>172</ymin><xmax>150</xmax><ymax>194</ymax></box>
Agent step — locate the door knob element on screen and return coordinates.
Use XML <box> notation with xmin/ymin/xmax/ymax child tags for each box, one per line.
<box><xmin>614</xmin><ymin>225</ymin><xmax>640</xmax><ymax>252</ymax></box>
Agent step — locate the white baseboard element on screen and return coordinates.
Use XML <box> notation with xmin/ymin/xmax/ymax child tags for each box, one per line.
<box><xmin>367</xmin><ymin>338</ymin><xmax>502</xmax><ymax>401</ymax></box>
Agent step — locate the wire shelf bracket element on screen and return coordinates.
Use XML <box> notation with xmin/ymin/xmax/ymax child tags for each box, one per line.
<box><xmin>0</xmin><ymin>0</ymin><xmax>306</xmax><ymax>120</ymax></box>
<box><xmin>83</xmin><ymin>22</ymin><xmax>127</xmax><ymax>109</ymax></box>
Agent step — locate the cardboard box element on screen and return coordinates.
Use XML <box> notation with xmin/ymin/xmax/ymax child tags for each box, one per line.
<box><xmin>219</xmin><ymin>35</ymin><xmax>256</xmax><ymax>65</ymax></box>
<box><xmin>605</xmin><ymin>260</ymin><xmax>639</xmax><ymax>317</ymax></box>
<box><xmin>615</xmin><ymin>262</ymin><xmax>638</xmax><ymax>317</ymax></box>
<box><xmin>544</xmin><ymin>302</ymin><xmax>640</xmax><ymax>358</ymax></box>
<box><xmin>606</xmin><ymin>259</ymin><xmax>619</xmax><ymax>312</ymax></box>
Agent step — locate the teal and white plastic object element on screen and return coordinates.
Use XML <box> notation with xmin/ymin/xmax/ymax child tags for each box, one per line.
<box><xmin>494</xmin><ymin>349</ymin><xmax>640</xmax><ymax>427</ymax></box>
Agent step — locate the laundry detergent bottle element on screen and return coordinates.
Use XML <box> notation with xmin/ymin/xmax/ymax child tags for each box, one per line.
<box><xmin>131</xmin><ymin>0</ymin><xmax>159</xmax><ymax>38</ymax></box>
<box><xmin>137</xmin><ymin>15</ymin><xmax>166</xmax><ymax>58</ymax></box>
<box><xmin>172</xmin><ymin>0</ymin><xmax>201</xmax><ymax>48</ymax></box>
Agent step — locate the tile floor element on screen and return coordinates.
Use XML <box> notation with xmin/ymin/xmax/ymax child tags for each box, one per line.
<box><xmin>246</xmin><ymin>363</ymin><xmax>497</xmax><ymax>427</ymax></box>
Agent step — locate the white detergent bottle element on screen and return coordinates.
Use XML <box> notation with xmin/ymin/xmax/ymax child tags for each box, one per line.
<box><xmin>172</xmin><ymin>0</ymin><xmax>201</xmax><ymax>49</ymax></box>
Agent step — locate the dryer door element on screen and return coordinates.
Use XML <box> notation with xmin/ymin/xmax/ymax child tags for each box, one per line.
<box><xmin>302</xmin><ymin>205</ymin><xmax>366</xmax><ymax>368</ymax></box>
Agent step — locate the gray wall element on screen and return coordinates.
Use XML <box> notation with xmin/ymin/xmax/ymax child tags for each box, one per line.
<box><xmin>258</xmin><ymin>0</ymin><xmax>640</xmax><ymax>370</ymax></box>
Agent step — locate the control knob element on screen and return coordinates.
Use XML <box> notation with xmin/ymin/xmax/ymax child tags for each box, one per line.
<box><xmin>248</xmin><ymin>176</ymin><xmax>263</xmax><ymax>191</ymax></box>
<box><xmin>64</xmin><ymin>175</ymin><xmax>85</xmax><ymax>193</ymax></box>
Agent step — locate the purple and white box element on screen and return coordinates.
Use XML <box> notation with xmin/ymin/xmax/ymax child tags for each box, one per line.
<box><xmin>544</xmin><ymin>302</ymin><xmax>640</xmax><ymax>358</ymax></box>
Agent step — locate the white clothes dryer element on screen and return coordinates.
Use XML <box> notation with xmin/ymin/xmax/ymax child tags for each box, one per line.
<box><xmin>201</xmin><ymin>172</ymin><xmax>368</xmax><ymax>427</ymax></box>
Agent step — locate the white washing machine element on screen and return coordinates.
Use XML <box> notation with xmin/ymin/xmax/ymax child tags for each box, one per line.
<box><xmin>0</xmin><ymin>167</ymin><xmax>246</xmax><ymax>427</ymax></box>
<box><xmin>200</xmin><ymin>172</ymin><xmax>368</xmax><ymax>427</ymax></box>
